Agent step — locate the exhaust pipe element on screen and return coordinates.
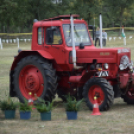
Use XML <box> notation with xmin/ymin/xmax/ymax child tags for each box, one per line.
<box><xmin>99</xmin><ymin>13</ymin><xmax>103</xmax><ymax>48</ymax></box>
<box><xmin>70</xmin><ymin>15</ymin><xmax>83</xmax><ymax>69</ymax></box>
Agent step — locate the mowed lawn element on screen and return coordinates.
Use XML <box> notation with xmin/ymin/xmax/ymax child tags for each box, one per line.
<box><xmin>1</xmin><ymin>36</ymin><xmax>134</xmax><ymax>134</ymax></box>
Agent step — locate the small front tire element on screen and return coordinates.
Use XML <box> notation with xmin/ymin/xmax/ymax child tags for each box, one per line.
<box><xmin>83</xmin><ymin>77</ymin><xmax>114</xmax><ymax>111</ymax></box>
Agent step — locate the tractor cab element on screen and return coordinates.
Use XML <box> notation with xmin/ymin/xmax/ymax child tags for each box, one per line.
<box><xmin>32</xmin><ymin>14</ymin><xmax>94</xmax><ymax>51</ymax></box>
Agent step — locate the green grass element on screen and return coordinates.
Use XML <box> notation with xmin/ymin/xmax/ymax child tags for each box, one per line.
<box><xmin>0</xmin><ymin>39</ymin><xmax>134</xmax><ymax>134</ymax></box>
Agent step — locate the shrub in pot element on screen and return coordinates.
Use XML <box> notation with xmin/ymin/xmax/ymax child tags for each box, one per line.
<box><xmin>19</xmin><ymin>100</ymin><xmax>32</xmax><ymax>120</ymax></box>
<box><xmin>35</xmin><ymin>98</ymin><xmax>53</xmax><ymax>121</ymax></box>
<box><xmin>0</xmin><ymin>97</ymin><xmax>17</xmax><ymax>119</ymax></box>
<box><xmin>64</xmin><ymin>94</ymin><xmax>83</xmax><ymax>120</ymax></box>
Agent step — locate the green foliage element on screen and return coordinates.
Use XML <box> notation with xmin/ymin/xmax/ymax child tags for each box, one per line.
<box><xmin>35</xmin><ymin>98</ymin><xmax>53</xmax><ymax>113</ymax></box>
<box><xmin>64</xmin><ymin>94</ymin><xmax>83</xmax><ymax>112</ymax></box>
<box><xmin>19</xmin><ymin>99</ymin><xmax>32</xmax><ymax>112</ymax></box>
<box><xmin>103</xmin><ymin>0</ymin><xmax>134</xmax><ymax>27</ymax></box>
<box><xmin>1</xmin><ymin>0</ymin><xmax>134</xmax><ymax>32</ymax></box>
<box><xmin>0</xmin><ymin>97</ymin><xmax>18</xmax><ymax>111</ymax></box>
<box><xmin>72</xmin><ymin>0</ymin><xmax>99</xmax><ymax>22</ymax></box>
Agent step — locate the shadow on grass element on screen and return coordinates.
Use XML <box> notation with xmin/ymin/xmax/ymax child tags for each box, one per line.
<box><xmin>53</xmin><ymin>101</ymin><xmax>90</xmax><ymax>111</ymax></box>
<box><xmin>53</xmin><ymin>101</ymin><xmax>64</xmax><ymax>108</ymax></box>
<box><xmin>111</xmin><ymin>102</ymin><xmax>133</xmax><ymax>111</ymax></box>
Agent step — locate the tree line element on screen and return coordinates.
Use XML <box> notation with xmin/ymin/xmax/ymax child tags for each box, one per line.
<box><xmin>0</xmin><ymin>0</ymin><xmax>134</xmax><ymax>33</ymax></box>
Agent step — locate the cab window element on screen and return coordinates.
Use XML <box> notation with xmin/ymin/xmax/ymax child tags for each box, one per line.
<box><xmin>46</xmin><ymin>27</ymin><xmax>62</xmax><ymax>45</ymax></box>
<box><xmin>38</xmin><ymin>27</ymin><xmax>44</xmax><ymax>45</ymax></box>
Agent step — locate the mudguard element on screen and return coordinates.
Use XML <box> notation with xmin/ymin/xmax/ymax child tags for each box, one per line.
<box><xmin>11</xmin><ymin>50</ymin><xmax>54</xmax><ymax>70</ymax></box>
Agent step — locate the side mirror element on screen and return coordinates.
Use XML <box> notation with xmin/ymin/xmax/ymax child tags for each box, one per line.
<box><xmin>88</xmin><ymin>25</ymin><xmax>96</xmax><ymax>40</ymax></box>
<box><xmin>79</xmin><ymin>43</ymin><xmax>84</xmax><ymax>49</ymax></box>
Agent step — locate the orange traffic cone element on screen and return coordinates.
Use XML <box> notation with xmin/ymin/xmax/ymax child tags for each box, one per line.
<box><xmin>91</xmin><ymin>96</ymin><xmax>101</xmax><ymax>115</ymax></box>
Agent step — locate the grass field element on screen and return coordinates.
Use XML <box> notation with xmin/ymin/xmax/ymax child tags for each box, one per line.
<box><xmin>1</xmin><ymin>37</ymin><xmax>134</xmax><ymax>134</ymax></box>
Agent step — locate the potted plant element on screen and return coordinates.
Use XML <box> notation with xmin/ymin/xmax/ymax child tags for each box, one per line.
<box><xmin>35</xmin><ymin>98</ymin><xmax>53</xmax><ymax>121</ymax></box>
<box><xmin>19</xmin><ymin>100</ymin><xmax>32</xmax><ymax>120</ymax></box>
<box><xmin>0</xmin><ymin>97</ymin><xmax>17</xmax><ymax>119</ymax></box>
<box><xmin>64</xmin><ymin>94</ymin><xmax>83</xmax><ymax>120</ymax></box>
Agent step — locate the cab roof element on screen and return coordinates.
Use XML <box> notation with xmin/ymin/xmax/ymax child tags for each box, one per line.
<box><xmin>43</xmin><ymin>14</ymin><xmax>80</xmax><ymax>21</ymax></box>
<box><xmin>33</xmin><ymin>14</ymin><xmax>87</xmax><ymax>27</ymax></box>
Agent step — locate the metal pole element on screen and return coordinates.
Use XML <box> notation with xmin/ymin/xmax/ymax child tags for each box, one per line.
<box><xmin>70</xmin><ymin>15</ymin><xmax>76</xmax><ymax>64</ymax></box>
<box><xmin>99</xmin><ymin>13</ymin><xmax>103</xmax><ymax>48</ymax></box>
<box><xmin>17</xmin><ymin>38</ymin><xmax>19</xmax><ymax>48</ymax></box>
<box><xmin>70</xmin><ymin>15</ymin><xmax>82</xmax><ymax>69</ymax></box>
<box><xmin>94</xmin><ymin>18</ymin><xmax>95</xmax><ymax>27</ymax></box>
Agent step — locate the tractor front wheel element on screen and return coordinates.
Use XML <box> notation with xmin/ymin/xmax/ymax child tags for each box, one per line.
<box><xmin>83</xmin><ymin>77</ymin><xmax>114</xmax><ymax>111</ymax></box>
<box><xmin>13</xmin><ymin>55</ymin><xmax>57</xmax><ymax>103</ymax></box>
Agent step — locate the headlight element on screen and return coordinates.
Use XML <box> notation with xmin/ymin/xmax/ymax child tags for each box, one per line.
<box><xmin>120</xmin><ymin>55</ymin><xmax>129</xmax><ymax>65</ymax></box>
<box><xmin>119</xmin><ymin>64</ymin><xmax>124</xmax><ymax>70</ymax></box>
<box><xmin>129</xmin><ymin>64</ymin><xmax>133</xmax><ymax>70</ymax></box>
<box><xmin>119</xmin><ymin>55</ymin><xmax>129</xmax><ymax>70</ymax></box>
<box><xmin>104</xmin><ymin>63</ymin><xmax>108</xmax><ymax>70</ymax></box>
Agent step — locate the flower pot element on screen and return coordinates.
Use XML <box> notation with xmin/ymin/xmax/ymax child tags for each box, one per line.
<box><xmin>20</xmin><ymin>111</ymin><xmax>31</xmax><ymax>120</ymax></box>
<box><xmin>40</xmin><ymin>111</ymin><xmax>51</xmax><ymax>121</ymax></box>
<box><xmin>66</xmin><ymin>111</ymin><xmax>77</xmax><ymax>120</ymax></box>
<box><xmin>4</xmin><ymin>110</ymin><xmax>15</xmax><ymax>119</ymax></box>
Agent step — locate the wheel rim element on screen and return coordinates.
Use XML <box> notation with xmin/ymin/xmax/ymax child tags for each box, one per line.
<box><xmin>19</xmin><ymin>65</ymin><xmax>44</xmax><ymax>100</ymax></box>
<box><xmin>88</xmin><ymin>85</ymin><xmax>104</xmax><ymax>105</ymax></box>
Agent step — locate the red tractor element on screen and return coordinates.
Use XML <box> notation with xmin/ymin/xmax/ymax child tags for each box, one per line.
<box><xmin>10</xmin><ymin>14</ymin><xmax>134</xmax><ymax>111</ymax></box>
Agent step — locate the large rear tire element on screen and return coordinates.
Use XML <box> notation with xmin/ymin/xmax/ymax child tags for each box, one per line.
<box><xmin>121</xmin><ymin>91</ymin><xmax>134</xmax><ymax>104</ymax></box>
<box><xmin>83</xmin><ymin>77</ymin><xmax>114</xmax><ymax>111</ymax></box>
<box><xmin>13</xmin><ymin>55</ymin><xmax>57</xmax><ymax>102</ymax></box>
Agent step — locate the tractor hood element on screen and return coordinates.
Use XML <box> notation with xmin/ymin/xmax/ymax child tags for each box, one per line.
<box><xmin>76</xmin><ymin>47</ymin><xmax>131</xmax><ymax>63</ymax></box>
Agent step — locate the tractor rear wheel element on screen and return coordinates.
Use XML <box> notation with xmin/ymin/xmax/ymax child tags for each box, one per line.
<box><xmin>121</xmin><ymin>91</ymin><xmax>134</xmax><ymax>104</ymax></box>
<box><xmin>13</xmin><ymin>55</ymin><xmax>57</xmax><ymax>102</ymax></box>
<box><xmin>83</xmin><ymin>77</ymin><xmax>114</xmax><ymax>111</ymax></box>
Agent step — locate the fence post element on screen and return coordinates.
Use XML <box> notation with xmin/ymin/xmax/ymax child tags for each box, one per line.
<box><xmin>0</xmin><ymin>38</ymin><xmax>3</xmax><ymax>49</ymax></box>
<box><xmin>17</xmin><ymin>38</ymin><xmax>19</xmax><ymax>48</ymax></box>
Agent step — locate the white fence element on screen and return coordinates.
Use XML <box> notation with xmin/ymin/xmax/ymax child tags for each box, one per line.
<box><xmin>0</xmin><ymin>38</ymin><xmax>31</xmax><ymax>49</ymax></box>
<box><xmin>0</xmin><ymin>35</ymin><xmax>133</xmax><ymax>49</ymax></box>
